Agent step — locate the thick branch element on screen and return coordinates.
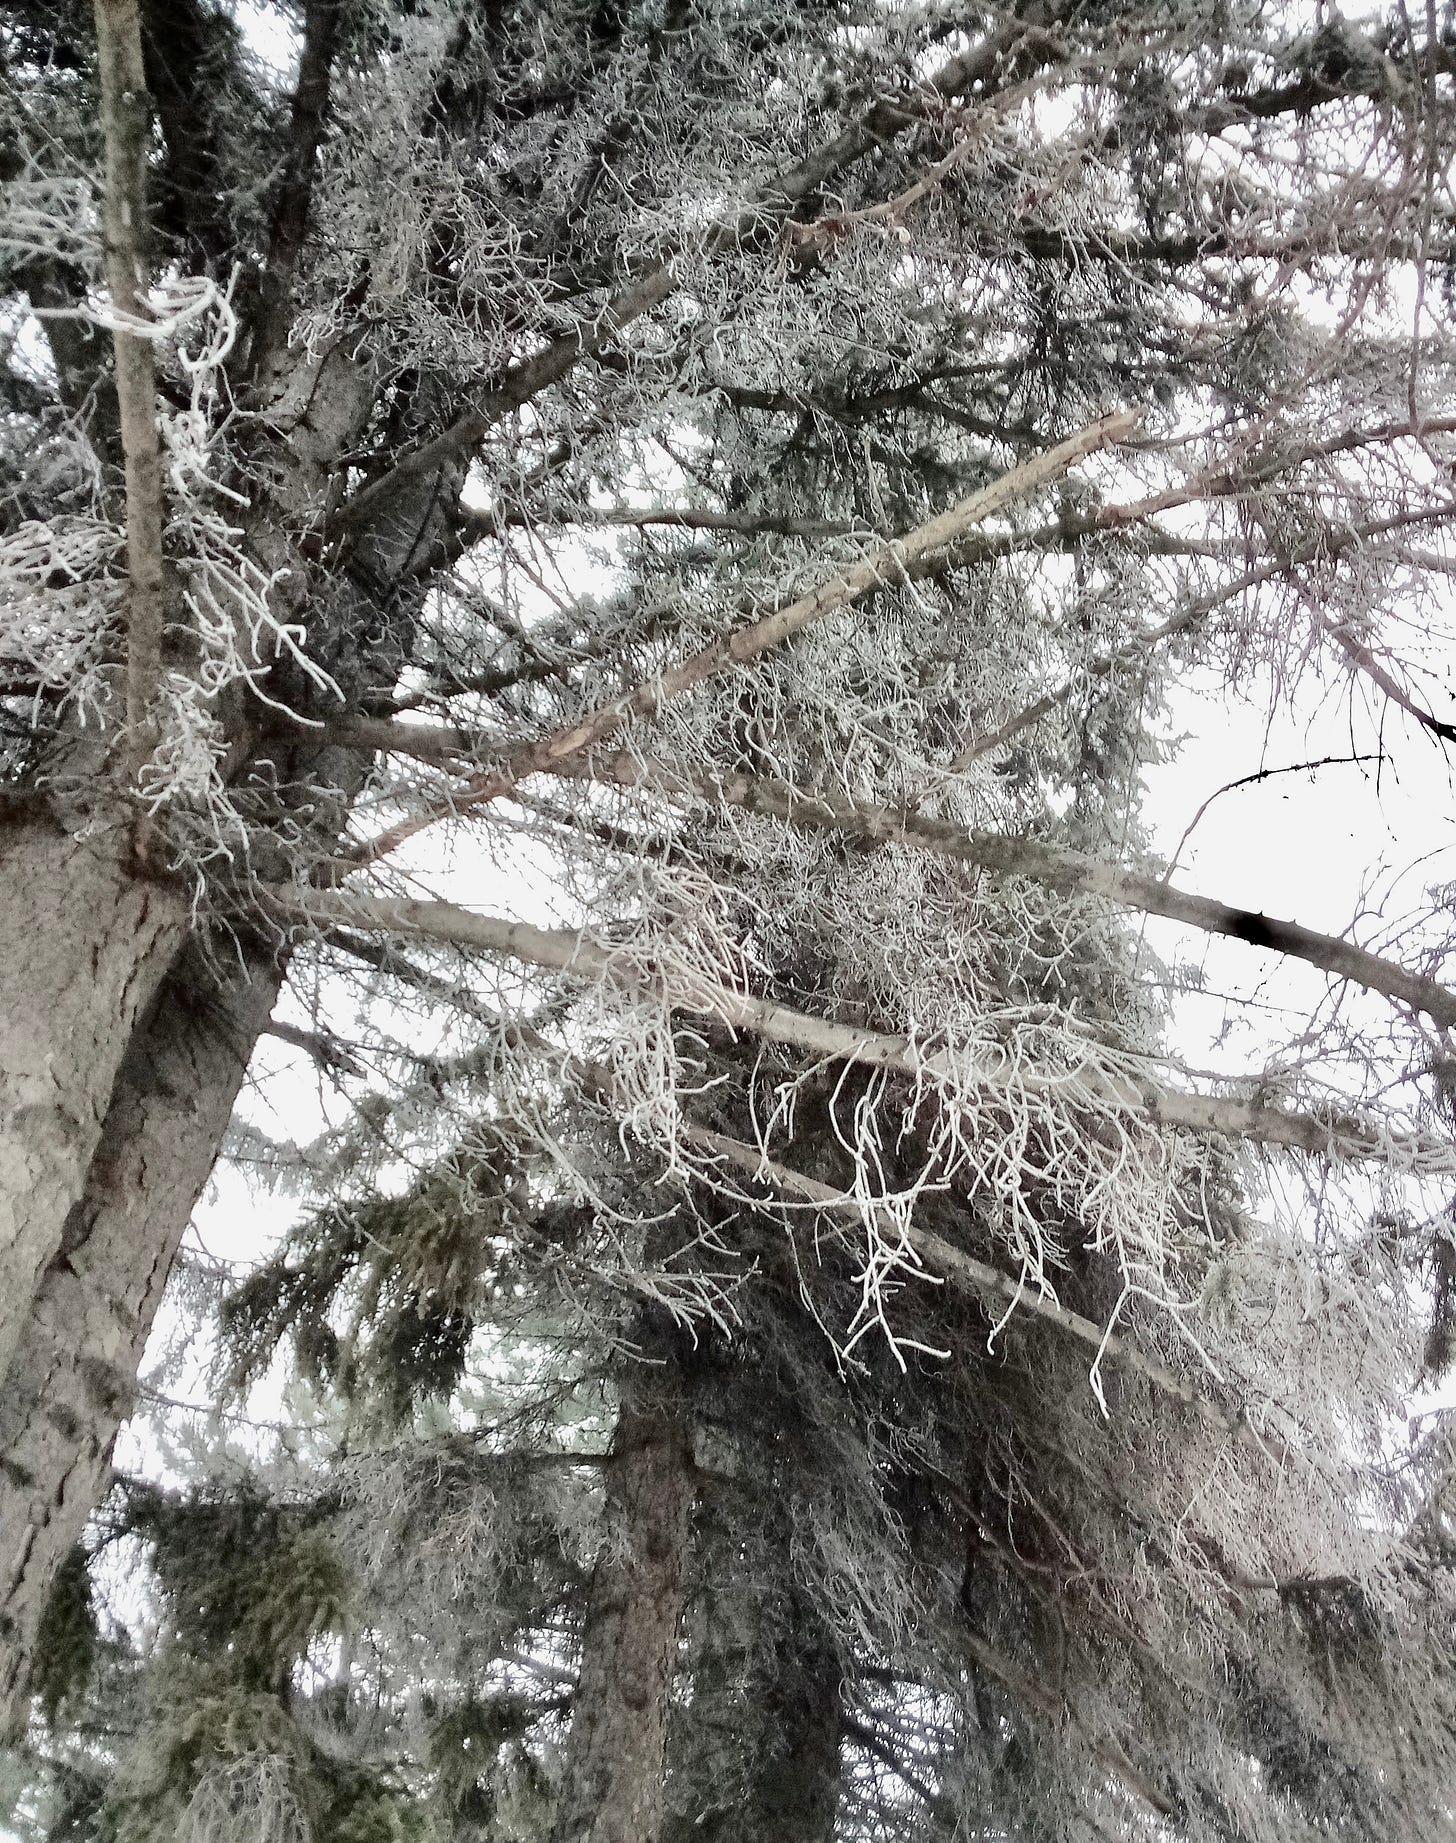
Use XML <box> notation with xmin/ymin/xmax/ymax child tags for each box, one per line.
<box><xmin>248</xmin><ymin>0</ymin><xmax>341</xmax><ymax>385</ymax></box>
<box><xmin>350</xmin><ymin>412</ymin><xmax>1140</xmax><ymax>862</ymax></box>
<box><xmin>578</xmin><ymin>507</ymin><xmax>866</xmax><ymax>540</ymax></box>
<box><xmin>93</xmin><ymin>0</ymin><xmax>166</xmax><ymax>766</ymax></box>
<box><xmin>325</xmin><ymin>727</ymin><xmax>1456</xmax><ymax>1033</ymax></box>
<box><xmin>138</xmin><ymin>0</ymin><xmax>233</xmax><ymax>264</ymax></box>
<box><xmin>261</xmin><ymin>888</ymin><xmax>1454</xmax><ymax>1171</ymax></box>
<box><xmin>584</xmin><ymin>757</ymin><xmax>1456</xmax><ymax>1032</ymax></box>
<box><xmin>22</xmin><ymin>265</ymin><xmax>122</xmax><ymax>460</ymax></box>
<box><xmin>458</xmin><ymin>501</ymin><xmax>1217</xmax><ymax>560</ymax></box>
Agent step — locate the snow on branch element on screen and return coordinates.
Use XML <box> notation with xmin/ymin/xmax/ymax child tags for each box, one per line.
<box><xmin>264</xmin><ymin>887</ymin><xmax>1455</xmax><ymax>1173</ymax></box>
<box><xmin>578</xmin><ymin>754</ymin><xmax>1456</xmax><ymax>1032</ymax></box>
<box><xmin>351</xmin><ymin>411</ymin><xmax>1141</xmax><ymax>863</ymax></box>
<box><xmin>942</xmin><ymin>503</ymin><xmax>1456</xmax><ymax>773</ymax></box>
<box><xmin>332</xmin><ymin>13</ymin><xmax>1037</xmax><ymax>529</ymax></box>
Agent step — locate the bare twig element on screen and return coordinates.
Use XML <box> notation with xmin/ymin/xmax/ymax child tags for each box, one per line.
<box><xmin>1165</xmin><ymin>755</ymin><xmax>1383</xmax><ymax>877</ymax></box>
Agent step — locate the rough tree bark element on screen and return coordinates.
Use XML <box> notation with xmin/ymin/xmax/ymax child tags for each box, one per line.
<box><xmin>0</xmin><ymin>931</ymin><xmax>279</xmax><ymax>1726</ymax></box>
<box><xmin>0</xmin><ymin>300</ymin><xmax>452</xmax><ymax>1732</ymax></box>
<box><xmin>0</xmin><ymin>527</ymin><xmax>443</xmax><ymax>1735</ymax></box>
<box><xmin>549</xmin><ymin>1376</ymin><xmax>695</xmax><ymax>1843</ymax></box>
<box><xmin>0</xmin><ymin>821</ymin><xmax>190</xmax><ymax>1395</ymax></box>
<box><xmin>0</xmin><ymin>0</ymin><xmax>456</xmax><ymax>1719</ymax></box>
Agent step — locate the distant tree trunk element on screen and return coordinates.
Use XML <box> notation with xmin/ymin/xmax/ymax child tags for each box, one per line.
<box><xmin>662</xmin><ymin>1507</ymin><xmax>843</xmax><ymax>1843</ymax></box>
<box><xmin>549</xmin><ymin>1376</ymin><xmax>695</xmax><ymax>1843</ymax></box>
<box><xmin>740</xmin><ymin>1630</ymin><xmax>841</xmax><ymax>1843</ymax></box>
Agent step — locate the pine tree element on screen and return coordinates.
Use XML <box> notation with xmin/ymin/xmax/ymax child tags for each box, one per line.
<box><xmin>8</xmin><ymin>1</ymin><xmax>1456</xmax><ymax>1835</ymax></box>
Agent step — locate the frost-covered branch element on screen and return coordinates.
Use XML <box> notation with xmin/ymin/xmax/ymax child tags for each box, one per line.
<box><xmin>582</xmin><ymin>756</ymin><xmax>1456</xmax><ymax>1032</ymax></box>
<box><xmin>335</xmin><ymin>15</ymin><xmax>1045</xmax><ymax>528</ymax></box>
<box><xmin>353</xmin><ymin>412</ymin><xmax>1140</xmax><ymax>862</ymax></box>
<box><xmin>957</xmin><ymin>1626</ymin><xmax>1177</xmax><ymax>1820</ymax></box>
<box><xmin>265</xmin><ymin>887</ymin><xmax>1454</xmax><ymax>1171</ymax></box>
<box><xmin>1314</xmin><ymin>607</ymin><xmax>1456</xmax><ymax>744</ymax></box>
<box><xmin>328</xmin><ymin>725</ymin><xmax>1456</xmax><ymax>1032</ymax></box>
<box><xmin>673</xmin><ymin>1118</ymin><xmax>1287</xmax><ymax>1455</ymax></box>
<box><xmin>947</xmin><ymin>506</ymin><xmax>1456</xmax><ymax>771</ymax></box>
<box><xmin>92</xmin><ymin>0</ymin><xmax>165</xmax><ymax>768</ymax></box>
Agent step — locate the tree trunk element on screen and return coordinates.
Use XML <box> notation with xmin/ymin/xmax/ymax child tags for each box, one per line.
<box><xmin>549</xmin><ymin>1379</ymin><xmax>695</xmax><ymax>1843</ymax></box>
<box><xmin>0</xmin><ymin>313</ymin><xmax>455</xmax><ymax>1728</ymax></box>
<box><xmin>740</xmin><ymin>1633</ymin><xmax>841</xmax><ymax>1843</ymax></box>
<box><xmin>662</xmin><ymin>1509</ymin><xmax>843</xmax><ymax>1843</ymax></box>
<box><xmin>0</xmin><ymin>818</ymin><xmax>191</xmax><ymax>1392</ymax></box>
<box><xmin>0</xmin><ymin>930</ymin><xmax>280</xmax><ymax>1731</ymax></box>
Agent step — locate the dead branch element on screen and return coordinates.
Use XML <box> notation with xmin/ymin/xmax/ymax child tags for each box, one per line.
<box><xmin>673</xmin><ymin>1117</ymin><xmax>1288</xmax><ymax>1458</ymax></box>
<box><xmin>350</xmin><ymin>412</ymin><xmax>1141</xmax><ymax>864</ymax></box>
<box><xmin>325</xmin><ymin>727</ymin><xmax>1456</xmax><ymax>1033</ymax></box>
<box><xmin>92</xmin><ymin>0</ymin><xmax>166</xmax><ymax>771</ymax></box>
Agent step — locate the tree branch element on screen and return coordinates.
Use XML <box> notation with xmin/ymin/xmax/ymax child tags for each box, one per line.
<box><xmin>957</xmin><ymin>1626</ymin><xmax>1177</xmax><ymax>1819</ymax></box>
<box><xmin>138</xmin><ymin>0</ymin><xmax>234</xmax><ymax>265</ymax></box>
<box><xmin>262</xmin><ymin>1017</ymin><xmax>367</xmax><ymax>1079</ymax></box>
<box><xmin>567</xmin><ymin>506</ymin><xmax>868</xmax><ymax>540</ymax></box>
<box><xmin>248</xmin><ymin>0</ymin><xmax>341</xmax><ymax>386</ymax></box>
<box><xmin>348</xmin><ymin>411</ymin><xmax>1141</xmax><ymax>863</ymax></box>
<box><xmin>945</xmin><ymin>506</ymin><xmax>1456</xmax><ymax>771</ymax></box>
<box><xmin>324</xmin><ymin>728</ymin><xmax>1456</xmax><ymax>1033</ymax></box>
<box><xmin>333</xmin><ymin>17</ymin><xmax>1044</xmax><ymax>527</ymax></box>
<box><xmin>21</xmin><ymin>264</ymin><xmax>121</xmax><ymax>461</ymax></box>
<box><xmin>671</xmin><ymin>1118</ymin><xmax>1287</xmax><ymax>1458</ymax></box>
<box><xmin>1315</xmin><ymin>610</ymin><xmax>1456</xmax><ymax>744</ymax></box>
<box><xmin>261</xmin><ymin>887</ymin><xmax>1454</xmax><ymax>1171</ymax></box>
<box><xmin>93</xmin><ymin>0</ymin><xmax>166</xmax><ymax>773</ymax></box>
<box><xmin>582</xmin><ymin>755</ymin><xmax>1456</xmax><ymax>1032</ymax></box>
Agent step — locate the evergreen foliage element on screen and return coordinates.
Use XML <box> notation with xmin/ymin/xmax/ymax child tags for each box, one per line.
<box><xmin>8</xmin><ymin>0</ymin><xmax>1456</xmax><ymax>1838</ymax></box>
